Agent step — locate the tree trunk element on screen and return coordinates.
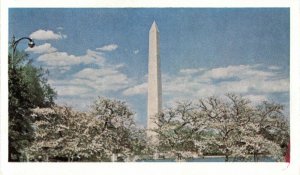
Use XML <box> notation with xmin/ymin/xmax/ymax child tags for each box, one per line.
<box><xmin>225</xmin><ymin>149</ymin><xmax>229</xmax><ymax>162</ymax></box>
<box><xmin>225</xmin><ymin>155</ymin><xmax>229</xmax><ymax>162</ymax></box>
<box><xmin>26</xmin><ymin>152</ymin><xmax>29</xmax><ymax>162</ymax></box>
<box><xmin>45</xmin><ymin>154</ymin><xmax>49</xmax><ymax>162</ymax></box>
<box><xmin>253</xmin><ymin>151</ymin><xmax>258</xmax><ymax>162</ymax></box>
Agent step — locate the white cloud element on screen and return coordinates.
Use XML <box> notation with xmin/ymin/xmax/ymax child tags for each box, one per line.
<box><xmin>37</xmin><ymin>44</ymin><xmax>132</xmax><ymax>99</ymax></box>
<box><xmin>74</xmin><ymin>67</ymin><xmax>128</xmax><ymax>87</ymax></box>
<box><xmin>75</xmin><ymin>67</ymin><xmax>118</xmax><ymax>78</ymax></box>
<box><xmin>36</xmin><ymin>44</ymin><xmax>133</xmax><ymax>111</ymax></box>
<box><xmin>123</xmin><ymin>83</ymin><xmax>148</xmax><ymax>96</ymax></box>
<box><xmin>171</xmin><ymin>65</ymin><xmax>288</xmax><ymax>101</ymax></box>
<box><xmin>179</xmin><ymin>68</ymin><xmax>205</xmax><ymax>75</ymax></box>
<box><xmin>30</xmin><ymin>29</ymin><xmax>67</xmax><ymax>40</ymax></box>
<box><xmin>73</xmin><ymin>68</ymin><xmax>130</xmax><ymax>91</ymax></box>
<box><xmin>201</xmin><ymin>65</ymin><xmax>273</xmax><ymax>81</ymax></box>
<box><xmin>171</xmin><ymin>65</ymin><xmax>288</xmax><ymax>96</ymax></box>
<box><xmin>96</xmin><ymin>44</ymin><xmax>118</xmax><ymax>52</ymax></box>
<box><xmin>37</xmin><ymin>49</ymin><xmax>105</xmax><ymax>67</ymax></box>
<box><xmin>50</xmin><ymin>70</ymin><xmax>130</xmax><ymax>98</ymax></box>
<box><xmin>243</xmin><ymin>95</ymin><xmax>268</xmax><ymax>104</ymax></box>
<box><xmin>58</xmin><ymin>66</ymin><xmax>72</xmax><ymax>72</ymax></box>
<box><xmin>54</xmin><ymin>85</ymin><xmax>91</xmax><ymax>96</ymax></box>
<box><xmin>115</xmin><ymin>64</ymin><xmax>125</xmax><ymax>69</ymax></box>
<box><xmin>268</xmin><ymin>65</ymin><xmax>281</xmax><ymax>70</ymax></box>
<box><xmin>49</xmin><ymin>64</ymin><xmax>131</xmax><ymax>99</ymax></box>
<box><xmin>55</xmin><ymin>97</ymin><xmax>93</xmax><ymax>112</ymax></box>
<box><xmin>123</xmin><ymin>64</ymin><xmax>289</xmax><ymax>106</ymax></box>
<box><xmin>25</xmin><ymin>43</ymin><xmax>57</xmax><ymax>54</ymax></box>
<box><xmin>133</xmin><ymin>49</ymin><xmax>139</xmax><ymax>54</ymax></box>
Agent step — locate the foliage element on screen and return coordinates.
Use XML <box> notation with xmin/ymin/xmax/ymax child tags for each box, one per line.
<box><xmin>29</xmin><ymin>106</ymin><xmax>105</xmax><ymax>161</ymax></box>
<box><xmin>154</xmin><ymin>94</ymin><xmax>289</xmax><ymax>161</ymax></box>
<box><xmin>8</xmin><ymin>50</ymin><xmax>56</xmax><ymax>161</ymax></box>
<box><xmin>153</xmin><ymin>102</ymin><xmax>208</xmax><ymax>160</ymax></box>
<box><xmin>25</xmin><ymin>94</ymin><xmax>288</xmax><ymax>162</ymax></box>
<box><xmin>90</xmin><ymin>97</ymin><xmax>146</xmax><ymax>160</ymax></box>
<box><xmin>28</xmin><ymin>97</ymin><xmax>146</xmax><ymax>162</ymax></box>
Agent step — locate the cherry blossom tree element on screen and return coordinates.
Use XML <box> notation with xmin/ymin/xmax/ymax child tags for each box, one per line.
<box><xmin>198</xmin><ymin>94</ymin><xmax>287</xmax><ymax>161</ymax></box>
<box><xmin>90</xmin><ymin>97</ymin><xmax>146</xmax><ymax>161</ymax></box>
<box><xmin>28</xmin><ymin>95</ymin><xmax>288</xmax><ymax>162</ymax></box>
<box><xmin>29</xmin><ymin>106</ymin><xmax>99</xmax><ymax>161</ymax></box>
<box><xmin>29</xmin><ymin>97</ymin><xmax>146</xmax><ymax>162</ymax></box>
<box><xmin>154</xmin><ymin>94</ymin><xmax>289</xmax><ymax>162</ymax></box>
<box><xmin>153</xmin><ymin>102</ymin><xmax>209</xmax><ymax>160</ymax></box>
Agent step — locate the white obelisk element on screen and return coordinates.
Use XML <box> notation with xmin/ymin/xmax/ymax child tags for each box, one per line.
<box><xmin>147</xmin><ymin>21</ymin><xmax>162</xmax><ymax>144</ymax></box>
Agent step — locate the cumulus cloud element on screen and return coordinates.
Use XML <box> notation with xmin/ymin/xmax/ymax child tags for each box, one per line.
<box><xmin>123</xmin><ymin>83</ymin><xmax>148</xmax><ymax>96</ymax></box>
<box><xmin>57</xmin><ymin>66</ymin><xmax>72</xmax><ymax>73</ymax></box>
<box><xmin>133</xmin><ymin>49</ymin><xmax>139</xmax><ymax>54</ymax></box>
<box><xmin>164</xmin><ymin>65</ymin><xmax>288</xmax><ymax>96</ymax></box>
<box><xmin>54</xmin><ymin>85</ymin><xmax>91</xmax><ymax>96</ymax></box>
<box><xmin>96</xmin><ymin>44</ymin><xmax>118</xmax><ymax>52</ymax></box>
<box><xmin>268</xmin><ymin>65</ymin><xmax>281</xmax><ymax>70</ymax></box>
<box><xmin>123</xmin><ymin>64</ymin><xmax>289</xmax><ymax>106</ymax></box>
<box><xmin>200</xmin><ymin>65</ymin><xmax>274</xmax><ymax>81</ymax></box>
<box><xmin>37</xmin><ymin>48</ymin><xmax>129</xmax><ymax>98</ymax></box>
<box><xmin>73</xmin><ymin>68</ymin><xmax>130</xmax><ymax>91</ymax></box>
<box><xmin>243</xmin><ymin>95</ymin><xmax>268</xmax><ymax>104</ymax></box>
<box><xmin>37</xmin><ymin>49</ymin><xmax>105</xmax><ymax>67</ymax></box>
<box><xmin>55</xmin><ymin>97</ymin><xmax>93</xmax><ymax>111</ymax></box>
<box><xmin>179</xmin><ymin>68</ymin><xmax>205</xmax><ymax>75</ymax></box>
<box><xmin>30</xmin><ymin>29</ymin><xmax>66</xmax><ymax>40</ymax></box>
<box><xmin>33</xmin><ymin>43</ymin><xmax>132</xmax><ymax>111</ymax></box>
<box><xmin>25</xmin><ymin>43</ymin><xmax>57</xmax><ymax>54</ymax></box>
<box><xmin>45</xmin><ymin>49</ymin><xmax>131</xmax><ymax>99</ymax></box>
<box><xmin>50</xmin><ymin>67</ymin><xmax>130</xmax><ymax>98</ymax></box>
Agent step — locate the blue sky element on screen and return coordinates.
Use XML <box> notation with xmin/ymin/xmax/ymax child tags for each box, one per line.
<box><xmin>9</xmin><ymin>8</ymin><xmax>290</xmax><ymax>126</ymax></box>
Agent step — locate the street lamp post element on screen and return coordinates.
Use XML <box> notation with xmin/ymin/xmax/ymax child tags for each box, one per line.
<box><xmin>10</xmin><ymin>35</ymin><xmax>35</xmax><ymax>68</ymax></box>
<box><xmin>8</xmin><ymin>36</ymin><xmax>35</xmax><ymax>162</ymax></box>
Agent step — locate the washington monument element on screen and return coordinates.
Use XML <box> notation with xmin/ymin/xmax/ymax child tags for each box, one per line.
<box><xmin>147</xmin><ymin>21</ymin><xmax>162</xmax><ymax>143</ymax></box>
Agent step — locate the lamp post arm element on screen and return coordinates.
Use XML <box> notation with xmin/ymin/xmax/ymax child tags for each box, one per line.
<box><xmin>12</xmin><ymin>37</ymin><xmax>34</xmax><ymax>54</ymax></box>
<box><xmin>10</xmin><ymin>36</ymin><xmax>35</xmax><ymax>69</ymax></box>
